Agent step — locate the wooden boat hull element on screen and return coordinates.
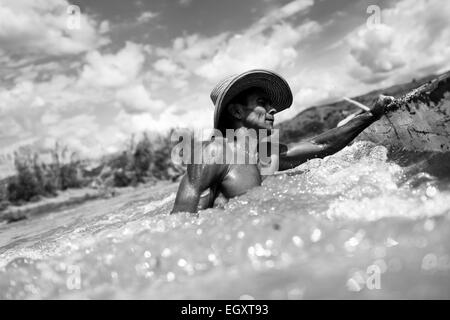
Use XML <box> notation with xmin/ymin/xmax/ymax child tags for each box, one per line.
<box><xmin>358</xmin><ymin>72</ymin><xmax>450</xmax><ymax>153</ymax></box>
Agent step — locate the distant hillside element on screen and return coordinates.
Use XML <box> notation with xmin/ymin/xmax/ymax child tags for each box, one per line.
<box><xmin>277</xmin><ymin>74</ymin><xmax>438</xmax><ymax>144</ymax></box>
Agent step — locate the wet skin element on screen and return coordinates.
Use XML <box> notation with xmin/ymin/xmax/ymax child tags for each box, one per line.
<box><xmin>171</xmin><ymin>90</ymin><xmax>394</xmax><ymax>214</ymax></box>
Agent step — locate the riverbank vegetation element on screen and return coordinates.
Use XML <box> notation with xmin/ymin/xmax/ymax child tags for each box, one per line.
<box><xmin>0</xmin><ymin>130</ymin><xmax>184</xmax><ymax>212</ymax></box>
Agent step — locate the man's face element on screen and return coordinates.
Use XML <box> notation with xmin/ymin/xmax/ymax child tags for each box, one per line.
<box><xmin>240</xmin><ymin>88</ymin><xmax>276</xmax><ymax>130</ymax></box>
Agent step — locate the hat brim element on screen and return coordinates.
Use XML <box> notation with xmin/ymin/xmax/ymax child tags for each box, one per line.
<box><xmin>214</xmin><ymin>69</ymin><xmax>293</xmax><ymax>131</ymax></box>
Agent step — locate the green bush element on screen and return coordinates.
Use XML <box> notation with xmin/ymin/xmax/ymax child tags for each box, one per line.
<box><xmin>113</xmin><ymin>169</ymin><xmax>133</xmax><ymax>187</ymax></box>
<box><xmin>5</xmin><ymin>131</ymin><xmax>186</xmax><ymax>204</ymax></box>
<box><xmin>6</xmin><ymin>143</ymin><xmax>84</xmax><ymax>203</ymax></box>
<box><xmin>8</xmin><ymin>153</ymin><xmax>40</xmax><ymax>202</ymax></box>
<box><xmin>151</xmin><ymin>129</ymin><xmax>185</xmax><ymax>181</ymax></box>
<box><xmin>133</xmin><ymin>132</ymin><xmax>152</xmax><ymax>182</ymax></box>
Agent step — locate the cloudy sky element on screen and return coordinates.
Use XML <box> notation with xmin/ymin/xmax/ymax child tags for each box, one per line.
<box><xmin>1</xmin><ymin>0</ymin><xmax>450</xmax><ymax>175</ymax></box>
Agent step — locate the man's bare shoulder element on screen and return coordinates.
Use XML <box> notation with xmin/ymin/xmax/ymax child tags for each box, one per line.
<box><xmin>184</xmin><ymin>137</ymin><xmax>229</xmax><ymax>183</ymax></box>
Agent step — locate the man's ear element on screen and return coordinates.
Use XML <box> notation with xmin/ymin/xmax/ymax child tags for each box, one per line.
<box><xmin>227</xmin><ymin>103</ymin><xmax>244</xmax><ymax>120</ymax></box>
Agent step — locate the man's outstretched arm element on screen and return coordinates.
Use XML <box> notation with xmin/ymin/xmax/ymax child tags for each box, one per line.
<box><xmin>278</xmin><ymin>95</ymin><xmax>394</xmax><ymax>171</ymax></box>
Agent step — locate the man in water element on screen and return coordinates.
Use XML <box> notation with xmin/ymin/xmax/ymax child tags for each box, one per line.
<box><xmin>171</xmin><ymin>69</ymin><xmax>394</xmax><ymax>214</ymax></box>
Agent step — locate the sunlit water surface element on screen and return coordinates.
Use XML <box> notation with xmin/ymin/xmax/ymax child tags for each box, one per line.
<box><xmin>0</xmin><ymin>141</ymin><xmax>449</xmax><ymax>299</ymax></box>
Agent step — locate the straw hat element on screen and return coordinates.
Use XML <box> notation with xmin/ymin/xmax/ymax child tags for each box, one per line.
<box><xmin>210</xmin><ymin>69</ymin><xmax>293</xmax><ymax>132</ymax></box>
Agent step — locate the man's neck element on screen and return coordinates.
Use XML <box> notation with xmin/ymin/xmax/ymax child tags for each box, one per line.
<box><xmin>223</xmin><ymin>127</ymin><xmax>258</xmax><ymax>164</ymax></box>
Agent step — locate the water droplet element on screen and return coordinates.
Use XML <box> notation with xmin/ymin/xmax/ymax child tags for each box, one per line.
<box><xmin>347</xmin><ymin>237</ymin><xmax>360</xmax><ymax>247</ymax></box>
<box><xmin>422</xmin><ymin>253</ymin><xmax>438</xmax><ymax>271</ymax></box>
<box><xmin>167</xmin><ymin>272</ymin><xmax>175</xmax><ymax>282</ymax></box>
<box><xmin>346</xmin><ymin>278</ymin><xmax>362</xmax><ymax>292</ymax></box>
<box><xmin>208</xmin><ymin>253</ymin><xmax>217</xmax><ymax>262</ymax></box>
<box><xmin>237</xmin><ymin>231</ymin><xmax>245</xmax><ymax>239</ymax></box>
<box><xmin>156</xmin><ymin>220</ymin><xmax>165</xmax><ymax>232</ymax></box>
<box><xmin>385</xmin><ymin>237</ymin><xmax>398</xmax><ymax>247</ymax></box>
<box><xmin>161</xmin><ymin>248</ymin><xmax>172</xmax><ymax>257</ymax></box>
<box><xmin>177</xmin><ymin>258</ymin><xmax>187</xmax><ymax>267</ymax></box>
<box><xmin>310</xmin><ymin>228</ymin><xmax>322</xmax><ymax>242</ymax></box>
<box><xmin>144</xmin><ymin>250</ymin><xmax>152</xmax><ymax>258</ymax></box>
<box><xmin>254</xmin><ymin>243</ymin><xmax>266</xmax><ymax>257</ymax></box>
<box><xmin>425</xmin><ymin>185</ymin><xmax>438</xmax><ymax>198</ymax></box>
<box><xmin>292</xmin><ymin>236</ymin><xmax>303</xmax><ymax>247</ymax></box>
<box><xmin>265</xmin><ymin>239</ymin><xmax>274</xmax><ymax>248</ymax></box>
<box><xmin>344</xmin><ymin>236</ymin><xmax>361</xmax><ymax>252</ymax></box>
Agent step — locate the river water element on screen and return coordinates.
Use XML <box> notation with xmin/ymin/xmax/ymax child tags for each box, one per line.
<box><xmin>0</xmin><ymin>141</ymin><xmax>449</xmax><ymax>299</ymax></box>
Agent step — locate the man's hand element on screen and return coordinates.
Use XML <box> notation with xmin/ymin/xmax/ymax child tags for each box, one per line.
<box><xmin>370</xmin><ymin>94</ymin><xmax>396</xmax><ymax>119</ymax></box>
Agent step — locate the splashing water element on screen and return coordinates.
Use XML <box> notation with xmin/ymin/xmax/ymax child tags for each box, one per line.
<box><xmin>0</xmin><ymin>141</ymin><xmax>449</xmax><ymax>299</ymax></box>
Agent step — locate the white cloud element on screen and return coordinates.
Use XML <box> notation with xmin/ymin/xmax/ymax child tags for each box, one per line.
<box><xmin>168</xmin><ymin>33</ymin><xmax>229</xmax><ymax>61</ymax></box>
<box><xmin>0</xmin><ymin>80</ymin><xmax>36</xmax><ymax>114</ymax></box>
<box><xmin>156</xmin><ymin>0</ymin><xmax>317</xmax><ymax>84</ymax></box>
<box><xmin>0</xmin><ymin>117</ymin><xmax>23</xmax><ymax>138</ymax></box>
<box><xmin>153</xmin><ymin>58</ymin><xmax>181</xmax><ymax>76</ymax></box>
<box><xmin>278</xmin><ymin>0</ymin><xmax>312</xmax><ymax>17</ymax></box>
<box><xmin>178</xmin><ymin>0</ymin><xmax>193</xmax><ymax>7</ymax></box>
<box><xmin>149</xmin><ymin>58</ymin><xmax>190</xmax><ymax>90</ymax></box>
<box><xmin>345</xmin><ymin>0</ymin><xmax>450</xmax><ymax>84</ymax></box>
<box><xmin>195</xmin><ymin>21</ymin><xmax>320</xmax><ymax>81</ymax></box>
<box><xmin>43</xmin><ymin>114</ymin><xmax>122</xmax><ymax>158</ymax></box>
<box><xmin>77</xmin><ymin>42</ymin><xmax>169</xmax><ymax>115</ymax></box>
<box><xmin>4</xmin><ymin>0</ymin><xmax>450</xmax><ymax>163</ymax></box>
<box><xmin>137</xmin><ymin>11</ymin><xmax>159</xmax><ymax>23</ymax></box>
<box><xmin>116</xmin><ymin>84</ymin><xmax>166</xmax><ymax>114</ymax></box>
<box><xmin>0</xmin><ymin>39</ymin><xmax>167</xmax><ymax>160</ymax></box>
<box><xmin>115</xmin><ymin>102</ymin><xmax>211</xmax><ymax>135</ymax></box>
<box><xmin>143</xmin><ymin>0</ymin><xmax>320</xmax><ymax>128</ymax></box>
<box><xmin>250</xmin><ymin>0</ymin><xmax>314</xmax><ymax>35</ymax></box>
<box><xmin>99</xmin><ymin>20</ymin><xmax>110</xmax><ymax>34</ymax></box>
<box><xmin>40</xmin><ymin>111</ymin><xmax>61</xmax><ymax>126</ymax></box>
<box><xmin>279</xmin><ymin>0</ymin><xmax>450</xmax><ymax>119</ymax></box>
<box><xmin>276</xmin><ymin>67</ymin><xmax>350</xmax><ymax>122</ymax></box>
<box><xmin>78</xmin><ymin>42</ymin><xmax>145</xmax><ymax>88</ymax></box>
<box><xmin>0</xmin><ymin>0</ymin><xmax>109</xmax><ymax>58</ymax></box>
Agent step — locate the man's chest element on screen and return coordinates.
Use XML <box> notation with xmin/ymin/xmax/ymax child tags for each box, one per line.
<box><xmin>220</xmin><ymin>164</ymin><xmax>262</xmax><ymax>198</ymax></box>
